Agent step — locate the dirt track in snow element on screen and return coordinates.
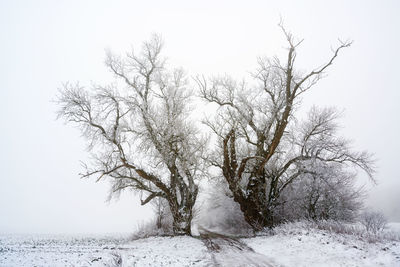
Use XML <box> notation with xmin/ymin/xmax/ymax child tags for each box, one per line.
<box><xmin>199</xmin><ymin>227</ymin><xmax>277</xmax><ymax>267</ymax></box>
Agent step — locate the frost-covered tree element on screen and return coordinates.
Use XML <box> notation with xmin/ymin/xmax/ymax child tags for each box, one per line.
<box><xmin>198</xmin><ymin>25</ymin><xmax>375</xmax><ymax>230</ymax></box>
<box><xmin>360</xmin><ymin>210</ymin><xmax>387</xmax><ymax>234</ymax></box>
<box><xmin>276</xmin><ymin>162</ymin><xmax>365</xmax><ymax>222</ymax></box>
<box><xmin>151</xmin><ymin>197</ymin><xmax>173</xmax><ymax>233</ymax></box>
<box><xmin>57</xmin><ymin>35</ymin><xmax>205</xmax><ymax>235</ymax></box>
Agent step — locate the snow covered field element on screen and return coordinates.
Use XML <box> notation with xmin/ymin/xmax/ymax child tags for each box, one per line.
<box><xmin>0</xmin><ymin>234</ymin><xmax>210</xmax><ymax>266</ymax></box>
<box><xmin>244</xmin><ymin>222</ymin><xmax>400</xmax><ymax>267</ymax></box>
<box><xmin>1</xmin><ymin>222</ymin><xmax>399</xmax><ymax>266</ymax></box>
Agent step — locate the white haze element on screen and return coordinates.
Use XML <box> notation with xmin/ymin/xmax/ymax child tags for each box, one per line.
<box><xmin>0</xmin><ymin>0</ymin><xmax>399</xmax><ymax>234</ymax></box>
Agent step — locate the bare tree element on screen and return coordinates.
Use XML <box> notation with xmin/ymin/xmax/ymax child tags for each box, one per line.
<box><xmin>277</xmin><ymin>161</ymin><xmax>365</xmax><ymax>222</ymax></box>
<box><xmin>57</xmin><ymin>35</ymin><xmax>205</xmax><ymax>235</ymax></box>
<box><xmin>360</xmin><ymin>210</ymin><xmax>387</xmax><ymax>234</ymax></box>
<box><xmin>198</xmin><ymin>25</ymin><xmax>374</xmax><ymax>230</ymax></box>
<box><xmin>151</xmin><ymin>197</ymin><xmax>172</xmax><ymax>232</ymax></box>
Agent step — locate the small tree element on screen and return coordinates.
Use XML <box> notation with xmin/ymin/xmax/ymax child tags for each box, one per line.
<box><xmin>277</xmin><ymin>162</ymin><xmax>365</xmax><ymax>222</ymax></box>
<box><xmin>57</xmin><ymin>35</ymin><xmax>205</xmax><ymax>235</ymax></box>
<box><xmin>198</xmin><ymin>25</ymin><xmax>375</xmax><ymax>230</ymax></box>
<box><xmin>151</xmin><ymin>197</ymin><xmax>172</xmax><ymax>233</ymax></box>
<box><xmin>360</xmin><ymin>210</ymin><xmax>387</xmax><ymax>234</ymax></box>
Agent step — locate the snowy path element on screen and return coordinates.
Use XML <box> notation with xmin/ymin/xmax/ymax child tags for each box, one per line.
<box><xmin>199</xmin><ymin>228</ymin><xmax>278</xmax><ymax>267</ymax></box>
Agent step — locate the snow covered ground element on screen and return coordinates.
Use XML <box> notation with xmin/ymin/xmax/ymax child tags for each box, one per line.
<box><xmin>0</xmin><ymin>234</ymin><xmax>210</xmax><ymax>266</ymax></box>
<box><xmin>388</xmin><ymin>222</ymin><xmax>400</xmax><ymax>233</ymax></box>
<box><xmin>244</xmin><ymin>222</ymin><xmax>400</xmax><ymax>267</ymax></box>
<box><xmin>1</xmin><ymin>222</ymin><xmax>399</xmax><ymax>266</ymax></box>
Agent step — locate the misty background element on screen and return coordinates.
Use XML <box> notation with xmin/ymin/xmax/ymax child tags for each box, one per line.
<box><xmin>0</xmin><ymin>0</ymin><xmax>399</xmax><ymax>234</ymax></box>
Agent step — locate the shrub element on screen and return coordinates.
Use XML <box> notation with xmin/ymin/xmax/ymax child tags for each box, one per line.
<box><xmin>360</xmin><ymin>210</ymin><xmax>387</xmax><ymax>234</ymax></box>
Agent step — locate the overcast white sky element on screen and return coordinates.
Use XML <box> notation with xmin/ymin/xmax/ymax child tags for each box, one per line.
<box><xmin>1</xmin><ymin>0</ymin><xmax>399</xmax><ymax>234</ymax></box>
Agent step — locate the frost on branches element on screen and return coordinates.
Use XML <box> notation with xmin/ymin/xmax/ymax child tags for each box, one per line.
<box><xmin>198</xmin><ymin>25</ymin><xmax>375</xmax><ymax>230</ymax></box>
<box><xmin>57</xmin><ymin>26</ymin><xmax>376</xmax><ymax>235</ymax></box>
<box><xmin>57</xmin><ymin>35</ymin><xmax>206</xmax><ymax>235</ymax></box>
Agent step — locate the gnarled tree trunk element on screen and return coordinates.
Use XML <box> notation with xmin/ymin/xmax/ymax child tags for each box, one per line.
<box><xmin>168</xmin><ymin>186</ymin><xmax>198</xmax><ymax>235</ymax></box>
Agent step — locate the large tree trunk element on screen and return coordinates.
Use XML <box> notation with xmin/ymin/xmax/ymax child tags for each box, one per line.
<box><xmin>240</xmin><ymin>202</ymin><xmax>270</xmax><ymax>231</ymax></box>
<box><xmin>167</xmin><ymin>187</ymin><xmax>198</xmax><ymax>235</ymax></box>
<box><xmin>234</xmin><ymin>174</ymin><xmax>274</xmax><ymax>231</ymax></box>
<box><xmin>171</xmin><ymin>210</ymin><xmax>192</xmax><ymax>235</ymax></box>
